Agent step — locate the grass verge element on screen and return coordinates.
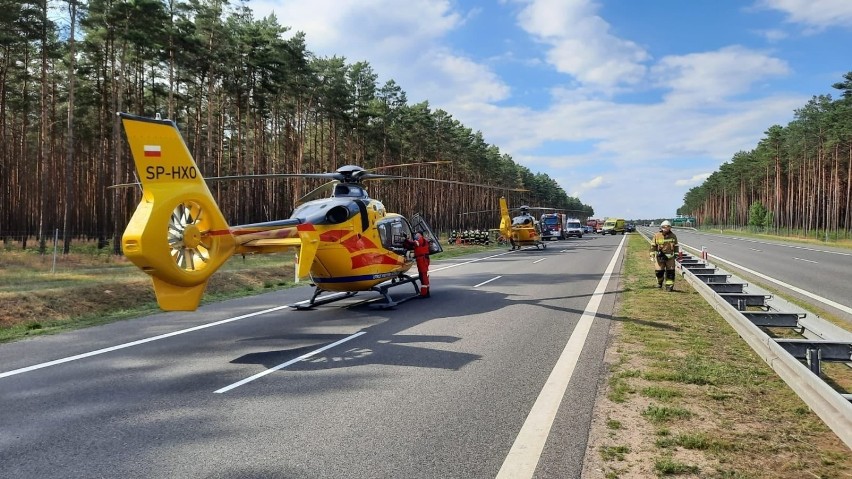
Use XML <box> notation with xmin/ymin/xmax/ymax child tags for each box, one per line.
<box><xmin>0</xmin><ymin>241</ymin><xmax>499</xmax><ymax>343</ymax></box>
<box><xmin>584</xmin><ymin>234</ymin><xmax>851</xmax><ymax>478</ymax></box>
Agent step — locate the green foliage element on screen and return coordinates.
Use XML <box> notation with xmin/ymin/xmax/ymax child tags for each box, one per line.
<box><xmin>748</xmin><ymin>201</ymin><xmax>767</xmax><ymax>229</ymax></box>
<box><xmin>679</xmin><ymin>72</ymin><xmax>852</xmax><ymax>235</ymax></box>
<box><xmin>4</xmin><ymin>0</ymin><xmax>593</xmax><ymax>244</ymax></box>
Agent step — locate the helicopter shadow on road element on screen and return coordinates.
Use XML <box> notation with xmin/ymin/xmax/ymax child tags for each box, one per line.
<box><xmin>227</xmin><ymin>276</ymin><xmax>592</xmax><ymax>375</ymax></box>
<box><xmin>227</xmin><ymin>268</ymin><xmax>669</xmax><ymax>375</ymax></box>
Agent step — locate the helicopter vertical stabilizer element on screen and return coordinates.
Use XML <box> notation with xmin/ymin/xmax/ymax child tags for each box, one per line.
<box><xmin>499</xmin><ymin>196</ymin><xmax>512</xmax><ymax>239</ymax></box>
<box><xmin>118</xmin><ymin>113</ymin><xmax>236</xmax><ymax>311</ymax></box>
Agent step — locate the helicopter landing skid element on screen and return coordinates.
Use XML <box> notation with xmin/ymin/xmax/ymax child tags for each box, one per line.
<box><xmin>369</xmin><ymin>274</ymin><xmax>421</xmax><ymax>309</ymax></box>
<box><xmin>289</xmin><ymin>290</ymin><xmax>358</xmax><ymax>310</ymax></box>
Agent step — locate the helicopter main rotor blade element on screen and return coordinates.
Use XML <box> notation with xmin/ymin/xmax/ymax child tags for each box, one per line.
<box><xmin>294</xmin><ymin>180</ymin><xmax>338</xmax><ymax>206</ymax></box>
<box><xmin>367</xmin><ymin>160</ymin><xmax>451</xmax><ymax>172</ymax></box>
<box><xmin>106</xmin><ymin>172</ymin><xmax>337</xmax><ymax>190</ymax></box>
<box><xmin>384</xmin><ymin>176</ymin><xmax>529</xmax><ymax>192</ymax></box>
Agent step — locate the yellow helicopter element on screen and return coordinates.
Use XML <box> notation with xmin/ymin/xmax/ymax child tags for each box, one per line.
<box><xmin>498</xmin><ymin>197</ymin><xmax>555</xmax><ymax>250</ymax></box>
<box><xmin>116</xmin><ymin>113</ymin><xmax>524</xmax><ymax>311</ymax></box>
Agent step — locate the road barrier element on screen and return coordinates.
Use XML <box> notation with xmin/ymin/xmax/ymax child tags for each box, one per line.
<box><xmin>639</xmin><ymin>228</ymin><xmax>852</xmax><ymax>449</ymax></box>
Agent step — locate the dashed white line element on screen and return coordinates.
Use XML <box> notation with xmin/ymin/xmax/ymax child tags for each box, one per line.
<box><xmin>431</xmin><ymin>250</ymin><xmax>516</xmax><ymax>273</ymax></box>
<box><xmin>681</xmin><ymin>242</ymin><xmax>852</xmax><ymax>316</ymax></box>
<box><xmin>0</xmin><ymin>305</ymin><xmax>293</xmax><ymax>379</ymax></box>
<box><xmin>749</xmin><ymin>248</ymin><xmax>762</xmax><ymax>252</ymax></box>
<box><xmin>532</xmin><ymin>258</ymin><xmax>546</xmax><ymax>264</ymax></box>
<box><xmin>214</xmin><ymin>332</ymin><xmax>366</xmax><ymax>393</ymax></box>
<box><xmin>793</xmin><ymin>257</ymin><xmax>818</xmax><ymax>264</ymax></box>
<box><xmin>474</xmin><ymin>276</ymin><xmax>502</xmax><ymax>288</ymax></box>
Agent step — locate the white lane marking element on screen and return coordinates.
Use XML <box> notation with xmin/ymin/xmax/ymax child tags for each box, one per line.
<box><xmin>474</xmin><ymin>276</ymin><xmax>502</xmax><ymax>288</ymax></box>
<box><xmin>214</xmin><ymin>332</ymin><xmax>366</xmax><ymax>393</ymax></box>
<box><xmin>0</xmin><ymin>305</ymin><xmax>293</xmax><ymax>379</ymax></box>
<box><xmin>681</xmin><ymin>242</ymin><xmax>852</xmax><ymax>316</ymax></box>
<box><xmin>497</xmin><ymin>235</ymin><xmax>626</xmax><ymax>478</ymax></box>
<box><xmin>688</xmin><ymin>231</ymin><xmax>851</xmax><ymax>256</ymax></box>
<box><xmin>793</xmin><ymin>257</ymin><xmax>818</xmax><ymax>264</ymax></box>
<box><xmin>0</xmin><ymin>249</ymin><xmax>518</xmax><ymax>380</ymax></box>
<box><xmin>560</xmin><ymin>250</ymin><xmax>568</xmax><ymax>253</ymax></box>
<box><xmin>431</xmin><ymin>250</ymin><xmax>516</xmax><ymax>273</ymax></box>
<box><xmin>533</xmin><ymin>258</ymin><xmax>546</xmax><ymax>264</ymax></box>
<box><xmin>749</xmin><ymin>248</ymin><xmax>762</xmax><ymax>252</ymax></box>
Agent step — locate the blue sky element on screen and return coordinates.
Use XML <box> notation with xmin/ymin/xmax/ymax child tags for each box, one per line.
<box><xmin>246</xmin><ymin>0</ymin><xmax>852</xmax><ymax>219</ymax></box>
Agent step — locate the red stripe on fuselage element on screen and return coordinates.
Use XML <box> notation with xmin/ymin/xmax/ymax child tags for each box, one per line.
<box><xmin>351</xmin><ymin>252</ymin><xmax>401</xmax><ymax>268</ymax></box>
<box><xmin>319</xmin><ymin>230</ymin><xmax>349</xmax><ymax>243</ymax></box>
<box><xmin>340</xmin><ymin>235</ymin><xmax>377</xmax><ymax>253</ymax></box>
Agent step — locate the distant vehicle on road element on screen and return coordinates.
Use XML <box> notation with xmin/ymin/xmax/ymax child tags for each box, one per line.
<box><xmin>540</xmin><ymin>213</ymin><xmax>568</xmax><ymax>240</ymax></box>
<box><xmin>602</xmin><ymin>218</ymin><xmax>626</xmax><ymax>235</ymax></box>
<box><xmin>565</xmin><ymin>219</ymin><xmax>584</xmax><ymax>238</ymax></box>
<box><xmin>625</xmin><ymin>223</ymin><xmax>636</xmax><ymax>232</ymax></box>
<box><xmin>587</xmin><ymin>219</ymin><xmax>602</xmax><ymax>233</ymax></box>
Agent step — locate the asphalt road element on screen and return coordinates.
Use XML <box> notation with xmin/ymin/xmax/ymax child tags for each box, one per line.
<box><xmin>0</xmin><ymin>234</ymin><xmax>627</xmax><ymax>479</ymax></box>
<box><xmin>639</xmin><ymin>226</ymin><xmax>852</xmax><ymax>327</ymax></box>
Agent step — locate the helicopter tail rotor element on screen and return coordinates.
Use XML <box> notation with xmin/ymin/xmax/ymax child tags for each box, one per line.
<box><xmin>118</xmin><ymin>113</ymin><xmax>236</xmax><ymax>311</ymax></box>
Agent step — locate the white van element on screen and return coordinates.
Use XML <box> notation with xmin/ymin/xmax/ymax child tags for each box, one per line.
<box><xmin>565</xmin><ymin>219</ymin><xmax>583</xmax><ymax>238</ymax></box>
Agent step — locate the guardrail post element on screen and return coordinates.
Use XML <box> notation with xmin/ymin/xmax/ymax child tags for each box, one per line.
<box><xmin>806</xmin><ymin>348</ymin><xmax>822</xmax><ymax>377</ymax></box>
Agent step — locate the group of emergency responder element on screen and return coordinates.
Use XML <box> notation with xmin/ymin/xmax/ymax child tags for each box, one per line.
<box><xmin>448</xmin><ymin>229</ymin><xmax>492</xmax><ymax>245</ymax></box>
<box><xmin>649</xmin><ymin>220</ymin><xmax>679</xmax><ymax>291</ymax></box>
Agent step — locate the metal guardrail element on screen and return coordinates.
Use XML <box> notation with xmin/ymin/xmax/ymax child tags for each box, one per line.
<box><xmin>637</xmin><ymin>228</ymin><xmax>852</xmax><ymax>449</ymax></box>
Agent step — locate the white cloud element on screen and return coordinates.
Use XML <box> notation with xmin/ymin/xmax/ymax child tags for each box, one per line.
<box><xmin>581</xmin><ymin>175</ymin><xmax>605</xmax><ymax>189</ymax></box>
<box><xmin>754</xmin><ymin>28</ymin><xmax>789</xmax><ymax>42</ymax></box>
<box><xmin>250</xmin><ymin>0</ymin><xmax>511</xmax><ymax>105</ymax></box>
<box><xmin>515</xmin><ymin>0</ymin><xmax>649</xmax><ymax>88</ymax></box>
<box><xmin>241</xmin><ymin>1</ymin><xmax>829</xmax><ymax>218</ymax></box>
<box><xmin>676</xmin><ymin>173</ymin><xmax>713</xmax><ymax>187</ymax></box>
<box><xmin>756</xmin><ymin>0</ymin><xmax>852</xmax><ymax>30</ymax></box>
<box><xmin>651</xmin><ymin>46</ymin><xmax>790</xmax><ymax>103</ymax></box>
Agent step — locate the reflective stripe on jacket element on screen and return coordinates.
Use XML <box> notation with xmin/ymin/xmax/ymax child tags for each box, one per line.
<box><xmin>651</xmin><ymin>231</ymin><xmax>679</xmax><ymax>256</ymax></box>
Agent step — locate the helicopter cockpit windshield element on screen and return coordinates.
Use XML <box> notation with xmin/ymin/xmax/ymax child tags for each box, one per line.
<box><xmin>512</xmin><ymin>215</ymin><xmax>534</xmax><ymax>227</ymax></box>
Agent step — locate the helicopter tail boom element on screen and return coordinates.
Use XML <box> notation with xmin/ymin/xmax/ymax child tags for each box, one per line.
<box><xmin>119</xmin><ymin>113</ymin><xmax>237</xmax><ymax>311</ymax></box>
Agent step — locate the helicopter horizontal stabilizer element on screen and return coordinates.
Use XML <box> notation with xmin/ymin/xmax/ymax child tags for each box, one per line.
<box><xmin>118</xmin><ymin>113</ymin><xmax>236</xmax><ymax>311</ymax></box>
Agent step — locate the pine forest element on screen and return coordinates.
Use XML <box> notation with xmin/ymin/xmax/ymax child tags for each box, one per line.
<box><xmin>0</xmin><ymin>0</ymin><xmax>595</xmax><ymax>254</ymax></box>
<box><xmin>680</xmin><ymin>72</ymin><xmax>852</xmax><ymax>238</ymax></box>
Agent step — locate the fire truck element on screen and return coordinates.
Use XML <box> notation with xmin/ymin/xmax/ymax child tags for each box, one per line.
<box><xmin>540</xmin><ymin>213</ymin><xmax>567</xmax><ymax>240</ymax></box>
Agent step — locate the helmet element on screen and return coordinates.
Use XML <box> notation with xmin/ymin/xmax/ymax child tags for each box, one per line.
<box><xmin>661</xmin><ymin>220</ymin><xmax>671</xmax><ymax>227</ymax></box>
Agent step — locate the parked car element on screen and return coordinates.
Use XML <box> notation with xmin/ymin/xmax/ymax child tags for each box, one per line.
<box><xmin>565</xmin><ymin>219</ymin><xmax>583</xmax><ymax>238</ymax></box>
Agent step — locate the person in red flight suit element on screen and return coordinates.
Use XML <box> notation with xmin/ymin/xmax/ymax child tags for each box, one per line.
<box><xmin>404</xmin><ymin>232</ymin><xmax>431</xmax><ymax>298</ymax></box>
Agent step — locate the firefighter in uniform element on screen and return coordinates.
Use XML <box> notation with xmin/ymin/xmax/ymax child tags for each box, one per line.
<box><xmin>650</xmin><ymin>220</ymin><xmax>679</xmax><ymax>291</ymax></box>
<box><xmin>405</xmin><ymin>232</ymin><xmax>431</xmax><ymax>297</ymax></box>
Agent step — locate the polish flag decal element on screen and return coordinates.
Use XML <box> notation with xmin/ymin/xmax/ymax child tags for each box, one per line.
<box><xmin>144</xmin><ymin>145</ymin><xmax>161</xmax><ymax>157</ymax></box>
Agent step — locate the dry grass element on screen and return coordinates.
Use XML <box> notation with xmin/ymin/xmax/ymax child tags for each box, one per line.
<box><xmin>584</xmin><ymin>235</ymin><xmax>851</xmax><ymax>479</ymax></box>
<box><xmin>0</xmin><ymin>240</ymin><xmax>496</xmax><ymax>342</ymax></box>
<box><xmin>0</xmin><ymin>247</ymin><xmax>298</xmax><ymax>342</ymax></box>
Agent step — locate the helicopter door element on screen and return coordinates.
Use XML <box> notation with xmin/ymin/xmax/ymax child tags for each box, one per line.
<box><xmin>376</xmin><ymin>216</ymin><xmax>413</xmax><ymax>257</ymax></box>
<box><xmin>410</xmin><ymin>213</ymin><xmax>443</xmax><ymax>254</ymax></box>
